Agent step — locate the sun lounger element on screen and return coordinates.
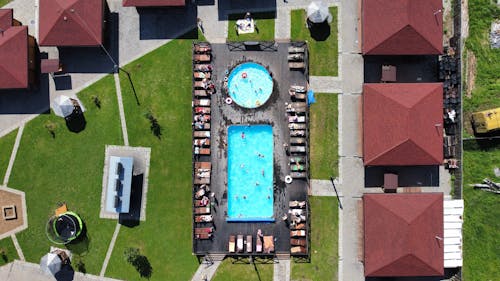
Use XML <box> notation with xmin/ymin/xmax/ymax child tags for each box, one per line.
<box><xmin>195</xmin><ymin>227</ymin><xmax>214</xmax><ymax>234</ymax></box>
<box><xmin>194</xmin><ymin>90</ymin><xmax>209</xmax><ymax>97</ymax></box>
<box><xmin>291</xmin><ymin>164</ymin><xmax>306</xmax><ymax>172</ymax></box>
<box><xmin>288</xmin><ymin>46</ymin><xmax>305</xmax><ymax>53</ymax></box>
<box><xmin>246</xmin><ymin>235</ymin><xmax>252</xmax><ymax>253</ymax></box>
<box><xmin>256</xmin><ymin>236</ymin><xmax>263</xmax><ymax>253</ymax></box>
<box><xmin>287</xmin><ymin>53</ymin><xmax>304</xmax><ymax>61</ymax></box>
<box><xmin>195</xmin><ymin>215</ymin><xmax>213</xmax><ymax>222</ymax></box>
<box><xmin>291</xmin><ymin>222</ymin><xmax>306</xmax><ymax>230</ymax></box>
<box><xmin>195</xmin><ymin>188</ymin><xmax>206</xmax><ymax>199</ymax></box>
<box><xmin>290</xmin><ymin>238</ymin><xmax>307</xmax><ymax>246</ymax></box>
<box><xmin>193</xmin><ymin>54</ymin><xmax>211</xmax><ymax>62</ymax></box>
<box><xmin>195</xmin><ymin>162</ymin><xmax>211</xmax><ymax>169</ymax></box>
<box><xmin>288</xmin><ymin>115</ymin><xmax>306</xmax><ymax>123</ymax></box>
<box><xmin>289</xmin><ymin>156</ymin><xmax>306</xmax><ymax>164</ymax></box>
<box><xmin>237</xmin><ymin>235</ymin><xmax>244</xmax><ymax>253</ymax></box>
<box><xmin>194</xmin><ymin>107</ymin><xmax>211</xmax><ymax>114</ymax></box>
<box><xmin>193</xmin><ymin>99</ymin><xmax>211</xmax><ymax>107</ymax></box>
<box><xmin>194</xmin><ymin>139</ymin><xmax>210</xmax><ymax>147</ymax></box>
<box><xmin>194</xmin><ymin>64</ymin><xmax>212</xmax><ymax>72</ymax></box>
<box><xmin>195</xmin><ymin>168</ymin><xmax>210</xmax><ymax>177</ymax></box>
<box><xmin>290</xmin><ymin>130</ymin><xmax>305</xmax><ymax>137</ymax></box>
<box><xmin>289</xmin><ymin>209</ymin><xmax>304</xmax><ymax>216</ymax></box>
<box><xmin>286</xmin><ymin>102</ymin><xmax>307</xmax><ymax>113</ymax></box>
<box><xmin>195</xmin><ymin>233</ymin><xmax>212</xmax><ymax>239</ymax></box>
<box><xmin>194</xmin><ymin>207</ymin><xmax>211</xmax><ymax>215</ymax></box>
<box><xmin>194</xmin><ymin>71</ymin><xmax>211</xmax><ymax>80</ymax></box>
<box><xmin>194</xmin><ymin>44</ymin><xmax>211</xmax><ymax>53</ymax></box>
<box><xmin>290</xmin><ymin>230</ymin><xmax>306</xmax><ymax>237</ymax></box>
<box><xmin>263</xmin><ymin>236</ymin><xmax>274</xmax><ymax>253</ymax></box>
<box><xmin>291</xmin><ymin>246</ymin><xmax>307</xmax><ymax>254</ymax></box>
<box><xmin>193</xmin><ymin>123</ymin><xmax>210</xmax><ymax>130</ymax></box>
<box><xmin>193</xmin><ymin>130</ymin><xmax>210</xmax><ymax>138</ymax></box>
<box><xmin>290</xmin><ymin>85</ymin><xmax>307</xmax><ymax>92</ymax></box>
<box><xmin>289</xmin><ymin>61</ymin><xmax>305</xmax><ymax>69</ymax></box>
<box><xmin>289</xmin><ymin>200</ymin><xmax>306</xmax><ymax>208</ymax></box>
<box><xmin>199</xmin><ymin>148</ymin><xmax>210</xmax><ymax>155</ymax></box>
<box><xmin>194</xmin><ymin>177</ymin><xmax>210</xmax><ymax>185</ymax></box>
<box><xmin>229</xmin><ymin>235</ymin><xmax>236</xmax><ymax>253</ymax></box>
<box><xmin>195</xmin><ymin>199</ymin><xmax>210</xmax><ymax>207</ymax></box>
<box><xmin>290</xmin><ymin>137</ymin><xmax>306</xmax><ymax>144</ymax></box>
<box><xmin>292</xmin><ymin>93</ymin><xmax>306</xmax><ymax>101</ymax></box>
<box><xmin>291</xmin><ymin>172</ymin><xmax>307</xmax><ymax>179</ymax></box>
<box><xmin>288</xmin><ymin>123</ymin><xmax>307</xmax><ymax>130</ymax></box>
<box><xmin>290</xmin><ymin>145</ymin><xmax>306</xmax><ymax>153</ymax></box>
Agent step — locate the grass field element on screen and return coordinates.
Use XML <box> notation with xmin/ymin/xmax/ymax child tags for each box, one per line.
<box><xmin>213</xmin><ymin>261</ymin><xmax>273</xmax><ymax>281</ymax></box>
<box><xmin>291</xmin><ymin>8</ymin><xmax>338</xmax><ymax>76</ymax></box>
<box><xmin>0</xmin><ymin>0</ymin><xmax>11</xmax><ymax>8</ymax></box>
<box><xmin>8</xmin><ymin>75</ymin><xmax>121</xmax><ymax>275</ymax></box>
<box><xmin>104</xmin><ymin>35</ymin><xmax>199</xmax><ymax>280</ymax></box>
<box><xmin>0</xmin><ymin>237</ymin><xmax>18</xmax><ymax>266</ymax></box>
<box><xmin>462</xmin><ymin>1</ymin><xmax>500</xmax><ymax>280</ymax></box>
<box><xmin>0</xmin><ymin>129</ymin><xmax>17</xmax><ymax>180</ymax></box>
<box><xmin>309</xmin><ymin>94</ymin><xmax>338</xmax><ymax>179</ymax></box>
<box><xmin>292</xmin><ymin>197</ymin><xmax>338</xmax><ymax>280</ymax></box>
<box><xmin>227</xmin><ymin>12</ymin><xmax>275</xmax><ymax>42</ymax></box>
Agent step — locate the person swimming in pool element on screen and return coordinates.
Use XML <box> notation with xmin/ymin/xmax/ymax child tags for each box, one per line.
<box><xmin>261</xmin><ymin>169</ymin><xmax>265</xmax><ymax>177</ymax></box>
<box><xmin>241</xmin><ymin>132</ymin><xmax>245</xmax><ymax>139</ymax></box>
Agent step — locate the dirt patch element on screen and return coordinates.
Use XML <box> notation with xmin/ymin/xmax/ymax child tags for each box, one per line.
<box><xmin>442</xmin><ymin>0</ymin><xmax>454</xmax><ymax>45</ymax></box>
<box><xmin>0</xmin><ymin>190</ymin><xmax>24</xmax><ymax>236</ymax></box>
<box><xmin>465</xmin><ymin>50</ymin><xmax>477</xmax><ymax>98</ymax></box>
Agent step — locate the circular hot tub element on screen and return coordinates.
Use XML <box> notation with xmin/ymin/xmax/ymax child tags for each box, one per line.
<box><xmin>227</xmin><ymin>62</ymin><xmax>273</xmax><ymax>108</ymax></box>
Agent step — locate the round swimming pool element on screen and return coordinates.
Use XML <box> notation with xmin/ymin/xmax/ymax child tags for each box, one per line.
<box><xmin>227</xmin><ymin>62</ymin><xmax>273</xmax><ymax>108</ymax></box>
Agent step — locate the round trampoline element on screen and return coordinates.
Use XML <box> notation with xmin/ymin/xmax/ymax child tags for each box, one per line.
<box><xmin>227</xmin><ymin>62</ymin><xmax>273</xmax><ymax>108</ymax></box>
<box><xmin>46</xmin><ymin>212</ymin><xmax>83</xmax><ymax>244</ymax></box>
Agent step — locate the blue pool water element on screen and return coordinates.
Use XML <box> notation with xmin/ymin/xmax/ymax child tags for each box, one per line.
<box><xmin>227</xmin><ymin>125</ymin><xmax>274</xmax><ymax>222</ymax></box>
<box><xmin>227</xmin><ymin>62</ymin><xmax>273</xmax><ymax>108</ymax></box>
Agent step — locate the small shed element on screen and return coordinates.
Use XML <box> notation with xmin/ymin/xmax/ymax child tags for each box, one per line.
<box><xmin>443</xmin><ymin>199</ymin><xmax>463</xmax><ymax>268</ymax></box>
<box><xmin>105</xmin><ymin>156</ymin><xmax>133</xmax><ymax>213</ymax></box>
<box><xmin>122</xmin><ymin>0</ymin><xmax>185</xmax><ymax>6</ymax></box>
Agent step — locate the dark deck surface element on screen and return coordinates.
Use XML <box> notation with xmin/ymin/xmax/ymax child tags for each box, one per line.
<box><xmin>364</xmin><ymin>55</ymin><xmax>439</xmax><ymax>83</ymax></box>
<box><xmin>192</xmin><ymin>42</ymin><xmax>309</xmax><ymax>256</ymax></box>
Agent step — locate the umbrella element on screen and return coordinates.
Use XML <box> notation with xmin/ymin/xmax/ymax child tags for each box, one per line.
<box><xmin>40</xmin><ymin>252</ymin><xmax>62</xmax><ymax>275</ymax></box>
<box><xmin>52</xmin><ymin>95</ymin><xmax>86</xmax><ymax>118</ymax></box>
<box><xmin>307</xmin><ymin>1</ymin><xmax>332</xmax><ymax>23</ymax></box>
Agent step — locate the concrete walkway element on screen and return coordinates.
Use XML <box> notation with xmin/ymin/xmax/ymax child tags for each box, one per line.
<box><xmin>113</xmin><ymin>74</ymin><xmax>129</xmax><ymax>146</ymax></box>
<box><xmin>10</xmin><ymin>234</ymin><xmax>25</xmax><ymax>261</ymax></box>
<box><xmin>273</xmin><ymin>259</ymin><xmax>291</xmax><ymax>281</ymax></box>
<box><xmin>190</xmin><ymin>259</ymin><xmax>223</xmax><ymax>281</ymax></box>
<box><xmin>2</xmin><ymin>125</ymin><xmax>24</xmax><ymax>186</ymax></box>
<box><xmin>100</xmin><ymin>223</ymin><xmax>121</xmax><ymax>277</ymax></box>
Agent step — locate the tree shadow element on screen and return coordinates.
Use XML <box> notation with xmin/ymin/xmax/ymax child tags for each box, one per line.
<box><xmin>307</xmin><ymin>20</ymin><xmax>331</xmax><ymax>41</ymax></box>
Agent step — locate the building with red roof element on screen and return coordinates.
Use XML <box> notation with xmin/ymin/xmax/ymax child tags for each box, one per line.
<box><xmin>39</xmin><ymin>0</ymin><xmax>104</xmax><ymax>46</ymax></box>
<box><xmin>362</xmin><ymin>0</ymin><xmax>443</xmax><ymax>55</ymax></box>
<box><xmin>0</xmin><ymin>9</ymin><xmax>36</xmax><ymax>90</ymax></box>
<box><xmin>122</xmin><ymin>0</ymin><xmax>185</xmax><ymax>6</ymax></box>
<box><xmin>363</xmin><ymin>193</ymin><xmax>444</xmax><ymax>277</ymax></box>
<box><xmin>363</xmin><ymin>83</ymin><xmax>443</xmax><ymax>166</ymax></box>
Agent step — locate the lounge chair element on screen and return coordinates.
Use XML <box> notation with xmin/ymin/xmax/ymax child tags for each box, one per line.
<box><xmin>229</xmin><ymin>235</ymin><xmax>236</xmax><ymax>253</ymax></box>
<box><xmin>195</xmin><ymin>199</ymin><xmax>210</xmax><ymax>207</ymax></box>
<box><xmin>194</xmin><ymin>71</ymin><xmax>211</xmax><ymax>80</ymax></box>
<box><xmin>291</xmin><ymin>164</ymin><xmax>306</xmax><ymax>172</ymax></box>
<box><xmin>193</xmin><ymin>131</ymin><xmax>210</xmax><ymax>138</ymax></box>
<box><xmin>194</xmin><ymin>207</ymin><xmax>211</xmax><ymax>215</ymax></box>
<box><xmin>194</xmin><ymin>64</ymin><xmax>212</xmax><ymax>72</ymax></box>
<box><xmin>195</xmin><ymin>162</ymin><xmax>211</xmax><ymax>169</ymax></box>
<box><xmin>290</xmin><ymin>85</ymin><xmax>306</xmax><ymax>92</ymax></box>
<box><xmin>194</xmin><ymin>139</ymin><xmax>210</xmax><ymax>147</ymax></box>
<box><xmin>195</xmin><ymin>227</ymin><xmax>214</xmax><ymax>234</ymax></box>
<box><xmin>194</xmin><ymin>90</ymin><xmax>209</xmax><ymax>97</ymax></box>
<box><xmin>195</xmin><ymin>233</ymin><xmax>212</xmax><ymax>240</ymax></box>
<box><xmin>290</xmin><ymin>137</ymin><xmax>306</xmax><ymax>144</ymax></box>
<box><xmin>194</xmin><ymin>215</ymin><xmax>213</xmax><ymax>223</ymax></box>
<box><xmin>194</xmin><ymin>177</ymin><xmax>210</xmax><ymax>185</ymax></box>
<box><xmin>263</xmin><ymin>236</ymin><xmax>274</xmax><ymax>253</ymax></box>
<box><xmin>199</xmin><ymin>148</ymin><xmax>210</xmax><ymax>155</ymax></box>
<box><xmin>289</xmin><ymin>157</ymin><xmax>306</xmax><ymax>164</ymax></box>
<box><xmin>194</xmin><ymin>107</ymin><xmax>211</xmax><ymax>114</ymax></box>
<box><xmin>193</xmin><ymin>99</ymin><xmax>211</xmax><ymax>107</ymax></box>
<box><xmin>289</xmin><ymin>209</ymin><xmax>304</xmax><ymax>216</ymax></box>
<box><xmin>290</xmin><ymin>238</ymin><xmax>307</xmax><ymax>246</ymax></box>
<box><xmin>290</xmin><ymin>130</ymin><xmax>305</xmax><ymax>137</ymax></box>
<box><xmin>290</xmin><ymin>222</ymin><xmax>306</xmax><ymax>230</ymax></box>
<box><xmin>291</xmin><ymin>172</ymin><xmax>307</xmax><ymax>179</ymax></box>
<box><xmin>289</xmin><ymin>200</ymin><xmax>306</xmax><ymax>208</ymax></box>
<box><xmin>246</xmin><ymin>235</ymin><xmax>252</xmax><ymax>253</ymax></box>
<box><xmin>256</xmin><ymin>236</ymin><xmax>263</xmax><ymax>253</ymax></box>
<box><xmin>288</xmin><ymin>46</ymin><xmax>305</xmax><ymax>53</ymax></box>
<box><xmin>291</xmin><ymin>246</ymin><xmax>307</xmax><ymax>254</ymax></box>
<box><xmin>290</xmin><ymin>230</ymin><xmax>306</xmax><ymax>237</ymax></box>
<box><xmin>289</xmin><ymin>61</ymin><xmax>305</xmax><ymax>69</ymax></box>
<box><xmin>194</xmin><ymin>44</ymin><xmax>211</xmax><ymax>53</ymax></box>
<box><xmin>237</xmin><ymin>235</ymin><xmax>244</xmax><ymax>253</ymax></box>
<box><xmin>193</xmin><ymin>54</ymin><xmax>211</xmax><ymax>62</ymax></box>
<box><xmin>195</xmin><ymin>168</ymin><xmax>210</xmax><ymax>178</ymax></box>
<box><xmin>193</xmin><ymin>123</ymin><xmax>210</xmax><ymax>130</ymax></box>
<box><xmin>288</xmin><ymin>115</ymin><xmax>306</xmax><ymax>123</ymax></box>
<box><xmin>287</xmin><ymin>53</ymin><xmax>304</xmax><ymax>61</ymax></box>
<box><xmin>286</xmin><ymin>102</ymin><xmax>307</xmax><ymax>113</ymax></box>
<box><xmin>290</xmin><ymin>145</ymin><xmax>306</xmax><ymax>153</ymax></box>
<box><xmin>288</xmin><ymin>123</ymin><xmax>307</xmax><ymax>130</ymax></box>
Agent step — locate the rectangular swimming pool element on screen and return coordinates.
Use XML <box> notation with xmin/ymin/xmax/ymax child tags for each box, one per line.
<box><xmin>227</xmin><ymin>125</ymin><xmax>274</xmax><ymax>222</ymax></box>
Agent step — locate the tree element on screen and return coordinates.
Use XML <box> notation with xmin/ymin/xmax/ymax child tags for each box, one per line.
<box><xmin>44</xmin><ymin>121</ymin><xmax>57</xmax><ymax>138</ymax></box>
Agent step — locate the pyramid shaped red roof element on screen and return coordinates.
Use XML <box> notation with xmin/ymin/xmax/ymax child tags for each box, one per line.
<box><xmin>0</xmin><ymin>26</ymin><xmax>28</xmax><ymax>89</ymax></box>
<box><xmin>122</xmin><ymin>0</ymin><xmax>185</xmax><ymax>6</ymax></box>
<box><xmin>363</xmin><ymin>83</ymin><xmax>443</xmax><ymax>166</ymax></box>
<box><xmin>362</xmin><ymin>0</ymin><xmax>443</xmax><ymax>55</ymax></box>
<box><xmin>39</xmin><ymin>0</ymin><xmax>103</xmax><ymax>46</ymax></box>
<box><xmin>364</xmin><ymin>193</ymin><xmax>444</xmax><ymax>277</ymax></box>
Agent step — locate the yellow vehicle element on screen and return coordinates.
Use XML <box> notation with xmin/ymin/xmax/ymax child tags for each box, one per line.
<box><xmin>471</xmin><ymin>107</ymin><xmax>500</xmax><ymax>134</ymax></box>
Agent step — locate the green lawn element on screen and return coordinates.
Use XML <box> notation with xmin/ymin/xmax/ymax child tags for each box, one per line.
<box><xmin>309</xmin><ymin>94</ymin><xmax>338</xmax><ymax>179</ymax></box>
<box><xmin>0</xmin><ymin>129</ymin><xmax>17</xmax><ymax>180</ymax></box>
<box><xmin>292</xmin><ymin>197</ymin><xmax>338</xmax><ymax>281</ymax></box>
<box><xmin>0</xmin><ymin>237</ymin><xmax>18</xmax><ymax>266</ymax></box>
<box><xmin>462</xmin><ymin>143</ymin><xmax>500</xmax><ymax>280</ymax></box>
<box><xmin>104</xmin><ymin>36</ymin><xmax>199</xmax><ymax>280</ymax></box>
<box><xmin>291</xmin><ymin>8</ymin><xmax>338</xmax><ymax>76</ymax></box>
<box><xmin>8</xmin><ymin>75</ymin><xmax>121</xmax><ymax>275</ymax></box>
<box><xmin>0</xmin><ymin>0</ymin><xmax>11</xmax><ymax>8</ymax></box>
<box><xmin>228</xmin><ymin>12</ymin><xmax>275</xmax><ymax>41</ymax></box>
<box><xmin>213</xmin><ymin>260</ymin><xmax>273</xmax><ymax>281</ymax></box>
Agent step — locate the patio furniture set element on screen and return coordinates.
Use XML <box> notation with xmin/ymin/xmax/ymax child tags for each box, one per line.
<box><xmin>286</xmin><ymin>85</ymin><xmax>309</xmax><ymax>180</ymax></box>
<box><xmin>288</xmin><ymin>46</ymin><xmax>306</xmax><ymax>70</ymax></box>
<box><xmin>288</xmin><ymin>200</ymin><xmax>308</xmax><ymax>255</ymax></box>
<box><xmin>228</xmin><ymin>229</ymin><xmax>274</xmax><ymax>254</ymax></box>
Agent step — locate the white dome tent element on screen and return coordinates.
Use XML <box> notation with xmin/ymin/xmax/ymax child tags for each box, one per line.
<box><xmin>306</xmin><ymin>1</ymin><xmax>332</xmax><ymax>23</ymax></box>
